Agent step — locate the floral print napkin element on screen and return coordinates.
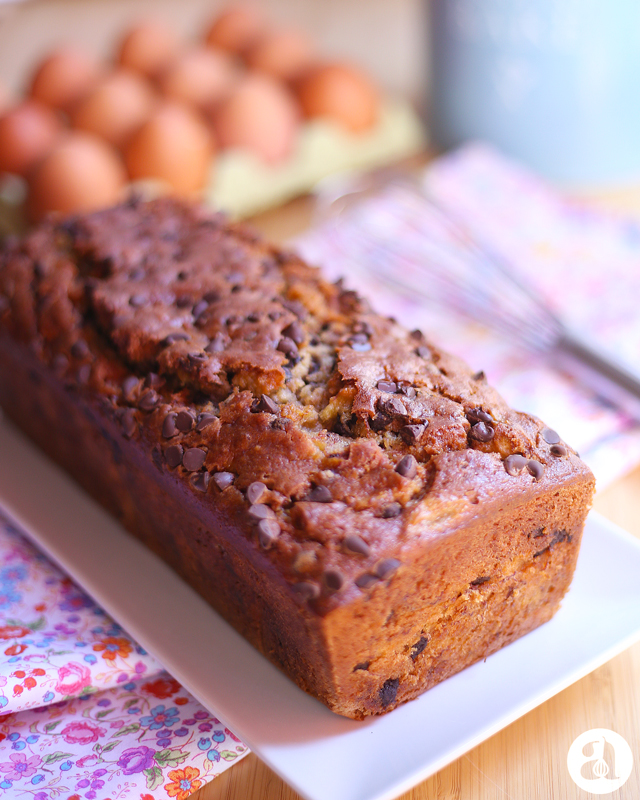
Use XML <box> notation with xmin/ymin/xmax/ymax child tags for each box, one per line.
<box><xmin>0</xmin><ymin>511</ymin><xmax>249</xmax><ymax>799</ymax></box>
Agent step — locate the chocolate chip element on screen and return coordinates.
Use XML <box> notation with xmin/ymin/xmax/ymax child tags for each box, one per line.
<box><xmin>283</xmin><ymin>321</ymin><xmax>304</xmax><ymax>344</ymax></box>
<box><xmin>472</xmin><ymin>370</ymin><xmax>486</xmax><ymax>382</ymax></box>
<box><xmin>120</xmin><ymin>408</ymin><xmax>137</xmax><ymax>438</ymax></box>
<box><xmin>409</xmin><ymin>329</ymin><xmax>424</xmax><ymax>341</ymax></box>
<box><xmin>205</xmin><ymin>334</ymin><xmax>226</xmax><ymax>353</ymax></box>
<box><xmin>410</xmin><ymin>636</ymin><xmax>428</xmax><ymax>660</ymax></box>
<box><xmin>248</xmin><ymin>503</ymin><xmax>275</xmax><ymax>520</ymax></box>
<box><xmin>129</xmin><ymin>294</ymin><xmax>147</xmax><ymax>308</ymax></box>
<box><xmin>247</xmin><ymin>312</ymin><xmax>260</xmax><ymax>323</ymax></box>
<box><xmin>282</xmin><ymin>299</ymin><xmax>307</xmax><ymax>320</ymax></box>
<box><xmin>396</xmin><ymin>455</ymin><xmax>417</xmax><ymax>478</ymax></box>
<box><xmin>164</xmin><ymin>332</ymin><xmax>189</xmax><ymax>345</ymax></box>
<box><xmin>305</xmin><ymin>486</ymin><xmax>332</xmax><ymax>503</ymax></box>
<box><xmin>162</xmin><ymin>413</ymin><xmax>178</xmax><ymax>438</ymax></box>
<box><xmin>350</xmin><ymin>332</ymin><xmax>370</xmax><ymax>346</ymax></box>
<box><xmin>353</xmin><ymin>662</ymin><xmax>370</xmax><ymax>671</ymax></box>
<box><xmin>370</xmin><ymin>412</ymin><xmax>390</xmax><ymax>432</ymax></box>
<box><xmin>71</xmin><ymin>340</ymin><xmax>89</xmax><ymax>359</ymax></box>
<box><xmin>139</xmin><ymin>390</ymin><xmax>159</xmax><ymax>411</ymax></box>
<box><xmin>469</xmin><ymin>422</ymin><xmax>494</xmax><ymax>442</ymax></box>
<box><xmin>122</xmin><ymin>376</ymin><xmax>139</xmax><ymax>398</ymax></box>
<box><xmin>252</xmin><ymin>394</ymin><xmax>279</xmax><ymax>415</ymax></box>
<box><xmin>76</xmin><ymin>364</ymin><xmax>91</xmax><ymax>384</ymax></box>
<box><xmin>271</xmin><ymin>418</ymin><xmax>289</xmax><ymax>431</ymax></box>
<box><xmin>293</xmin><ymin>581</ymin><xmax>320</xmax><ymax>600</ymax></box>
<box><xmin>145</xmin><ymin>373</ymin><xmax>163</xmax><ymax>389</ymax></box>
<box><xmin>183</xmin><ymin>448</ymin><xmax>206</xmax><ymax>471</ymax></box>
<box><xmin>187</xmin><ymin>352</ymin><xmax>207</xmax><ymax>365</ymax></box>
<box><xmin>527</xmin><ymin>460</ymin><xmax>545</xmax><ymax>481</ymax></box>
<box><xmin>196</xmin><ymin>413</ymin><xmax>216</xmax><ymax>432</ymax></box>
<box><xmin>247</xmin><ymin>481</ymin><xmax>267</xmax><ymax>504</ymax></box>
<box><xmin>190</xmin><ymin>472</ymin><xmax>210</xmax><ymax>493</ymax></box>
<box><xmin>353</xmin><ymin>321</ymin><xmax>374</xmax><ymax>337</ymax></box>
<box><xmin>175</xmin><ymin>410</ymin><xmax>195</xmax><ymax>432</ymax></box>
<box><xmin>203</xmin><ymin>290</ymin><xmax>219</xmax><ymax>303</ymax></box>
<box><xmin>542</xmin><ymin>427</ymin><xmax>561</xmax><ymax>444</ymax></box>
<box><xmin>176</xmin><ymin>295</ymin><xmax>193</xmax><ymax>308</ymax></box>
<box><xmin>165</xmin><ymin>445</ymin><xmax>183</xmax><ymax>468</ymax></box>
<box><xmin>176</xmin><ymin>270</ymin><xmax>188</xmax><ymax>281</ymax></box>
<box><xmin>355</xmin><ymin>573</ymin><xmax>379</xmax><ymax>589</ymax></box>
<box><xmin>416</xmin><ymin>346</ymin><xmax>431</xmax><ymax>359</ymax></box>
<box><xmin>343</xmin><ymin>534</ymin><xmax>371</xmax><ymax>557</ymax></box>
<box><xmin>551</xmin><ymin>444</ymin><xmax>567</xmax><ymax>457</ymax></box>
<box><xmin>400</xmin><ymin>424</ymin><xmax>425</xmax><ymax>445</ymax></box>
<box><xmin>379</xmin><ymin>678</ymin><xmax>399</xmax><ymax>707</ymax></box>
<box><xmin>323</xmin><ymin>569</ymin><xmax>344</xmax><ymax>592</ymax></box>
<box><xmin>467</xmin><ymin>407</ymin><xmax>493</xmax><ymax>424</ymax></box>
<box><xmin>212</xmin><ymin>471</ymin><xmax>234</xmax><ymax>490</ymax></box>
<box><xmin>277</xmin><ymin>337</ymin><xmax>298</xmax><ymax>360</ymax></box>
<box><xmin>471</xmin><ymin>576</ymin><xmax>491</xmax><ymax>586</ymax></box>
<box><xmin>381</xmin><ymin>503</ymin><xmax>402</xmax><ymax>519</ymax></box>
<box><xmin>377</xmin><ymin>380</ymin><xmax>397</xmax><ymax>393</ymax></box>
<box><xmin>504</xmin><ymin>454</ymin><xmax>528</xmax><ymax>476</ymax></box>
<box><xmin>257</xmin><ymin>518</ymin><xmax>280</xmax><ymax>548</ymax></box>
<box><xmin>378</xmin><ymin>395</ymin><xmax>406</xmax><ymax>417</ymax></box>
<box><xmin>192</xmin><ymin>300</ymin><xmax>209</xmax><ymax>318</ymax></box>
<box><xmin>333</xmin><ymin>415</ymin><xmax>356</xmax><ymax>437</ymax></box>
<box><xmin>398</xmin><ymin>382</ymin><xmax>416</xmax><ymax>398</ymax></box>
<box><xmin>376</xmin><ymin>558</ymin><xmax>400</xmax><ymax>579</ymax></box>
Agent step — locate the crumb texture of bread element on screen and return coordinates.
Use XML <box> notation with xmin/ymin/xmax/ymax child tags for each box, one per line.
<box><xmin>0</xmin><ymin>198</ymin><xmax>595</xmax><ymax>718</ymax></box>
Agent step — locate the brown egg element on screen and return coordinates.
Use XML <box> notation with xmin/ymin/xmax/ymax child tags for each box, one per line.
<box><xmin>27</xmin><ymin>132</ymin><xmax>127</xmax><ymax>221</ymax></box>
<box><xmin>118</xmin><ymin>22</ymin><xmax>181</xmax><ymax>79</ymax></box>
<box><xmin>205</xmin><ymin>5</ymin><xmax>266</xmax><ymax>54</ymax></box>
<box><xmin>125</xmin><ymin>102</ymin><xmax>213</xmax><ymax>196</ymax></box>
<box><xmin>29</xmin><ymin>49</ymin><xmax>103</xmax><ymax>112</ymax></box>
<box><xmin>245</xmin><ymin>28</ymin><xmax>315</xmax><ymax>82</ymax></box>
<box><xmin>211</xmin><ymin>73</ymin><xmax>299</xmax><ymax>164</ymax></box>
<box><xmin>159</xmin><ymin>47</ymin><xmax>238</xmax><ymax>110</ymax></box>
<box><xmin>0</xmin><ymin>100</ymin><xmax>63</xmax><ymax>176</ymax></box>
<box><xmin>71</xmin><ymin>69</ymin><xmax>156</xmax><ymax>148</ymax></box>
<box><xmin>297</xmin><ymin>63</ymin><xmax>380</xmax><ymax>133</ymax></box>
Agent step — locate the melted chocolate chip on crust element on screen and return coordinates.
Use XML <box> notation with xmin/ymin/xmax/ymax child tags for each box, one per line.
<box><xmin>376</xmin><ymin>558</ymin><xmax>401</xmax><ymax>579</ymax></box>
<box><xmin>247</xmin><ymin>481</ymin><xmax>267</xmax><ymax>504</ymax></box>
<box><xmin>257</xmin><ymin>518</ymin><xmax>280</xmax><ymax>548</ymax></box>
<box><xmin>542</xmin><ymin>427</ymin><xmax>561</xmax><ymax>444</ymax></box>
<box><xmin>165</xmin><ymin>444</ymin><xmax>184</xmax><ymax>468</ymax></box>
<box><xmin>293</xmin><ymin>581</ymin><xmax>320</xmax><ymax>600</ymax></box>
<box><xmin>551</xmin><ymin>444</ymin><xmax>568</xmax><ymax>457</ymax></box>
<box><xmin>504</xmin><ymin>454</ymin><xmax>528</xmax><ymax>476</ymax></box>
<box><xmin>355</xmin><ymin>573</ymin><xmax>379</xmax><ymax>589</ymax></box>
<box><xmin>469</xmin><ymin>422</ymin><xmax>494</xmax><ymax>443</ymax></box>
<box><xmin>395</xmin><ymin>455</ymin><xmax>417</xmax><ymax>479</ymax></box>
<box><xmin>252</xmin><ymin>394</ymin><xmax>279</xmax><ymax>415</ymax></box>
<box><xmin>323</xmin><ymin>569</ymin><xmax>345</xmax><ymax>592</ymax></box>
<box><xmin>248</xmin><ymin>503</ymin><xmax>275</xmax><ymax>520</ymax></box>
<box><xmin>381</xmin><ymin>503</ymin><xmax>402</xmax><ymax>519</ymax></box>
<box><xmin>467</xmin><ymin>408</ymin><xmax>492</xmax><ymax>424</ymax></box>
<box><xmin>527</xmin><ymin>460</ymin><xmax>545</xmax><ymax>481</ymax></box>
<box><xmin>305</xmin><ymin>486</ymin><xmax>332</xmax><ymax>503</ymax></box>
<box><xmin>139</xmin><ymin>390</ymin><xmax>159</xmax><ymax>411</ymax></box>
<box><xmin>120</xmin><ymin>408</ymin><xmax>137</xmax><ymax>438</ymax></box>
<box><xmin>175</xmin><ymin>410</ymin><xmax>195</xmax><ymax>432</ymax></box>
<box><xmin>196</xmin><ymin>414</ymin><xmax>216</xmax><ymax>432</ymax></box>
<box><xmin>190</xmin><ymin>472</ymin><xmax>210</xmax><ymax>493</ymax></box>
<box><xmin>212</xmin><ymin>471</ymin><xmax>235</xmax><ymax>490</ymax></box>
<box><xmin>162</xmin><ymin>413</ymin><xmax>178</xmax><ymax>438</ymax></box>
<box><xmin>343</xmin><ymin>534</ymin><xmax>371</xmax><ymax>557</ymax></box>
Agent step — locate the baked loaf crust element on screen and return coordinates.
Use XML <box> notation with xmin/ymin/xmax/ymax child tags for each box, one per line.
<box><xmin>0</xmin><ymin>198</ymin><xmax>595</xmax><ymax>719</ymax></box>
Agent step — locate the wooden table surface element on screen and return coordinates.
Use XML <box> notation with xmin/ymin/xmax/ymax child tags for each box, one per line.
<box><xmin>193</xmin><ymin>193</ymin><xmax>640</xmax><ymax>800</ymax></box>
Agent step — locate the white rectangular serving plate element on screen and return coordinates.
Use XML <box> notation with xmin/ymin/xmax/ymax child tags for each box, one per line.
<box><xmin>2</xmin><ymin>416</ymin><xmax>640</xmax><ymax>800</ymax></box>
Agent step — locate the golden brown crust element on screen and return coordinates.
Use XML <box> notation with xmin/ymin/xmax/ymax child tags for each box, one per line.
<box><xmin>0</xmin><ymin>198</ymin><xmax>595</xmax><ymax>717</ymax></box>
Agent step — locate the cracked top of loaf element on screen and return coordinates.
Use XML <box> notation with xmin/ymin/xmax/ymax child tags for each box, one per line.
<box><xmin>0</xmin><ymin>197</ymin><xmax>591</xmax><ymax>614</ymax></box>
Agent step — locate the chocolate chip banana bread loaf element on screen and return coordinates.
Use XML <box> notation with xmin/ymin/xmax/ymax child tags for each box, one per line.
<box><xmin>0</xmin><ymin>198</ymin><xmax>595</xmax><ymax>719</ymax></box>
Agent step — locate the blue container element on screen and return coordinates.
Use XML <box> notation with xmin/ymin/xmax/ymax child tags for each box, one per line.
<box><xmin>429</xmin><ymin>0</ymin><xmax>640</xmax><ymax>185</ymax></box>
